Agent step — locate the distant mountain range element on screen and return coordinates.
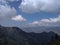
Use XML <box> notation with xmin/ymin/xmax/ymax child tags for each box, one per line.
<box><xmin>22</xmin><ymin>26</ymin><xmax>60</xmax><ymax>35</ymax></box>
<box><xmin>0</xmin><ymin>25</ymin><xmax>60</xmax><ymax>45</ymax></box>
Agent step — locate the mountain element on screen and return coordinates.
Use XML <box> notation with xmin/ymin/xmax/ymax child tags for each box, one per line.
<box><xmin>0</xmin><ymin>25</ymin><xmax>59</xmax><ymax>45</ymax></box>
<box><xmin>48</xmin><ymin>36</ymin><xmax>60</xmax><ymax>45</ymax></box>
<box><xmin>22</xmin><ymin>26</ymin><xmax>60</xmax><ymax>35</ymax></box>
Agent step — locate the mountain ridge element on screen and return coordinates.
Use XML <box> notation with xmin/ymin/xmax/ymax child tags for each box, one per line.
<box><xmin>0</xmin><ymin>25</ymin><xmax>59</xmax><ymax>45</ymax></box>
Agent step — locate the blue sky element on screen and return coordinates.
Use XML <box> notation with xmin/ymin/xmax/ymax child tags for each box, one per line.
<box><xmin>0</xmin><ymin>0</ymin><xmax>60</xmax><ymax>28</ymax></box>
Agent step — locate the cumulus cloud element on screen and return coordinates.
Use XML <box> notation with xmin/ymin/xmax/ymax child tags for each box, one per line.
<box><xmin>7</xmin><ymin>0</ymin><xmax>19</xmax><ymax>2</ymax></box>
<box><xmin>12</xmin><ymin>15</ymin><xmax>26</xmax><ymax>21</ymax></box>
<box><xmin>0</xmin><ymin>0</ymin><xmax>20</xmax><ymax>21</ymax></box>
<box><xmin>0</xmin><ymin>0</ymin><xmax>19</xmax><ymax>5</ymax></box>
<box><xmin>29</xmin><ymin>15</ymin><xmax>60</xmax><ymax>26</ymax></box>
<box><xmin>19</xmin><ymin>0</ymin><xmax>60</xmax><ymax>13</ymax></box>
<box><xmin>0</xmin><ymin>4</ymin><xmax>16</xmax><ymax>20</ymax></box>
<box><xmin>0</xmin><ymin>0</ymin><xmax>7</xmax><ymax>4</ymax></box>
<box><xmin>0</xmin><ymin>0</ymin><xmax>19</xmax><ymax>2</ymax></box>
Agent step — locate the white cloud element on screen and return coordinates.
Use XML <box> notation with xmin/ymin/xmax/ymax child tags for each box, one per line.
<box><xmin>0</xmin><ymin>0</ymin><xmax>19</xmax><ymax>2</ymax></box>
<box><xmin>19</xmin><ymin>0</ymin><xmax>60</xmax><ymax>13</ymax></box>
<box><xmin>0</xmin><ymin>4</ymin><xmax>16</xmax><ymax>20</ymax></box>
<box><xmin>0</xmin><ymin>0</ymin><xmax>18</xmax><ymax>20</ymax></box>
<box><xmin>0</xmin><ymin>0</ymin><xmax>27</xmax><ymax>27</ymax></box>
<box><xmin>41</xmin><ymin>16</ymin><xmax>60</xmax><ymax>23</ymax></box>
<box><xmin>12</xmin><ymin>15</ymin><xmax>26</xmax><ymax>21</ymax></box>
<box><xmin>0</xmin><ymin>0</ymin><xmax>7</xmax><ymax>4</ymax></box>
<box><xmin>29</xmin><ymin>15</ymin><xmax>60</xmax><ymax>26</ymax></box>
<box><xmin>7</xmin><ymin>0</ymin><xmax>19</xmax><ymax>2</ymax></box>
<box><xmin>0</xmin><ymin>0</ymin><xmax>19</xmax><ymax>4</ymax></box>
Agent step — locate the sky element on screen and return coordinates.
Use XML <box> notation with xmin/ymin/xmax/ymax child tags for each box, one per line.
<box><xmin>0</xmin><ymin>0</ymin><xmax>60</xmax><ymax>28</ymax></box>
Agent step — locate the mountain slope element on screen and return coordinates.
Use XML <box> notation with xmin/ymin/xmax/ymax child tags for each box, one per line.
<box><xmin>48</xmin><ymin>36</ymin><xmax>60</xmax><ymax>45</ymax></box>
<box><xmin>0</xmin><ymin>25</ymin><xmax>59</xmax><ymax>45</ymax></box>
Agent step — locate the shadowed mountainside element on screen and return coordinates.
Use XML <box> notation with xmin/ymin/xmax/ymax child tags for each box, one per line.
<box><xmin>0</xmin><ymin>25</ymin><xmax>60</xmax><ymax>45</ymax></box>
